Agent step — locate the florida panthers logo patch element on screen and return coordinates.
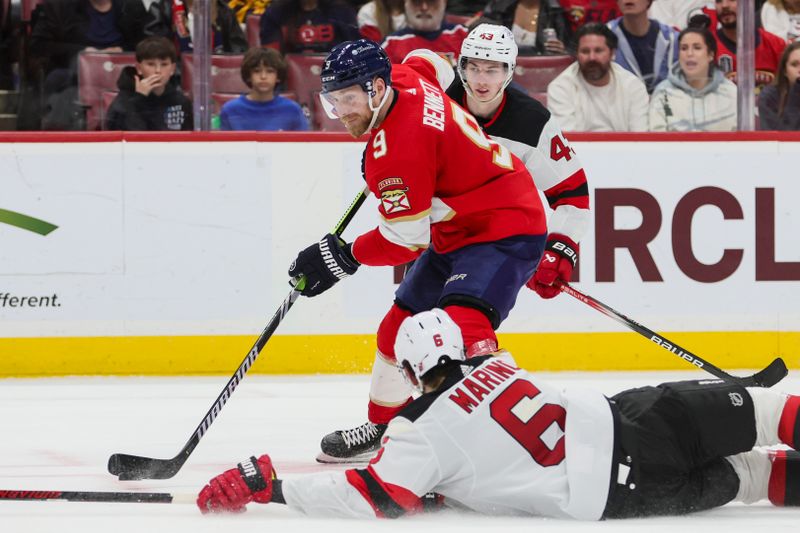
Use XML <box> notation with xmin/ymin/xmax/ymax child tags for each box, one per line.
<box><xmin>381</xmin><ymin>185</ymin><xmax>411</xmax><ymax>214</ymax></box>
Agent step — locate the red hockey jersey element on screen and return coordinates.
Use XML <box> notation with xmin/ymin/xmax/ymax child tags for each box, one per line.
<box><xmin>350</xmin><ymin>52</ymin><xmax>547</xmax><ymax>267</ymax></box>
<box><xmin>381</xmin><ymin>24</ymin><xmax>468</xmax><ymax>64</ymax></box>
<box><xmin>560</xmin><ymin>0</ymin><xmax>620</xmax><ymax>33</ymax></box>
<box><xmin>713</xmin><ymin>26</ymin><xmax>787</xmax><ymax>90</ymax></box>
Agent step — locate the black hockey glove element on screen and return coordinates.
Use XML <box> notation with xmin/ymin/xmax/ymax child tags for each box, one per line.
<box><xmin>288</xmin><ymin>233</ymin><xmax>359</xmax><ymax>297</ymax></box>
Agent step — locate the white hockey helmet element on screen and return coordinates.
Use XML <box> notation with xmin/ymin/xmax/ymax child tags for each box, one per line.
<box><xmin>458</xmin><ymin>23</ymin><xmax>518</xmax><ymax>96</ymax></box>
<box><xmin>394</xmin><ymin>309</ymin><xmax>466</xmax><ymax>393</ymax></box>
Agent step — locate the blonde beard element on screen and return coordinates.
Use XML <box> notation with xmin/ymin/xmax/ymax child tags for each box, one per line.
<box><xmin>344</xmin><ymin>116</ymin><xmax>370</xmax><ymax>137</ymax></box>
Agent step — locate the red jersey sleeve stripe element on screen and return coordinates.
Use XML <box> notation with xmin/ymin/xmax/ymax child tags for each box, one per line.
<box><xmin>345</xmin><ymin>467</ymin><xmax>422</xmax><ymax>518</ymax></box>
<box><xmin>543</xmin><ymin>169</ymin><xmax>590</xmax><ymax>210</ymax></box>
<box><xmin>344</xmin><ymin>469</ymin><xmax>385</xmax><ymax>518</ymax></box>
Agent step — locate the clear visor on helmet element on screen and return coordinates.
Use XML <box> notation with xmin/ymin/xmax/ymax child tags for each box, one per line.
<box><xmin>319</xmin><ymin>85</ymin><xmax>373</xmax><ymax>119</ymax></box>
<box><xmin>461</xmin><ymin>58</ymin><xmax>509</xmax><ymax>84</ymax></box>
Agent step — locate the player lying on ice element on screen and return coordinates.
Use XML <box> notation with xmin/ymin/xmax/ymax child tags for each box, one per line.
<box><xmin>198</xmin><ymin>308</ymin><xmax>800</xmax><ymax>519</ymax></box>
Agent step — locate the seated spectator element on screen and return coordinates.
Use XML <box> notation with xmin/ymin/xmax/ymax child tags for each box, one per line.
<box><xmin>146</xmin><ymin>0</ymin><xmax>248</xmax><ymax>54</ymax></box>
<box><xmin>649</xmin><ymin>25</ymin><xmax>737</xmax><ymax>131</ymax></box>
<box><xmin>608</xmin><ymin>0</ymin><xmax>679</xmax><ymax>93</ymax></box>
<box><xmin>648</xmin><ymin>0</ymin><xmax>710</xmax><ymax>30</ymax></box>
<box><xmin>219</xmin><ymin>47</ymin><xmax>309</xmax><ymax>130</ymax></box>
<box><xmin>30</xmin><ymin>0</ymin><xmax>148</xmax><ymax>72</ymax></box>
<box><xmin>758</xmin><ymin>40</ymin><xmax>800</xmax><ymax>129</ymax></box>
<box><xmin>479</xmin><ymin>0</ymin><xmax>569</xmax><ymax>56</ymax></box>
<box><xmin>382</xmin><ymin>0</ymin><xmax>468</xmax><ymax>63</ymax></box>
<box><xmin>547</xmin><ymin>22</ymin><xmax>648</xmax><ymax>131</ymax></box>
<box><xmin>259</xmin><ymin>0</ymin><xmax>359</xmax><ymax>55</ymax></box>
<box><xmin>358</xmin><ymin>0</ymin><xmax>407</xmax><ymax>41</ymax></box>
<box><xmin>712</xmin><ymin>0</ymin><xmax>786</xmax><ymax>90</ymax></box>
<box><xmin>761</xmin><ymin>0</ymin><xmax>800</xmax><ymax>43</ymax></box>
<box><xmin>29</xmin><ymin>0</ymin><xmax>149</xmax><ymax>129</ymax></box>
<box><xmin>105</xmin><ymin>36</ymin><xmax>193</xmax><ymax>130</ymax></box>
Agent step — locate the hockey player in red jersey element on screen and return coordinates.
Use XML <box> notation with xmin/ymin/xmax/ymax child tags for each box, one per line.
<box><xmin>198</xmin><ymin>309</ymin><xmax>800</xmax><ymax>519</ymax></box>
<box><xmin>446</xmin><ymin>23</ymin><xmax>589</xmax><ymax>300</ymax></box>
<box><xmin>286</xmin><ymin>39</ymin><xmax>548</xmax><ymax>462</ymax></box>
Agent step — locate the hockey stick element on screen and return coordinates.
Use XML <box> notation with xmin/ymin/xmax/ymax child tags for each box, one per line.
<box><xmin>559</xmin><ymin>282</ymin><xmax>788</xmax><ymax>388</ymax></box>
<box><xmin>107</xmin><ymin>186</ymin><xmax>369</xmax><ymax>480</ymax></box>
<box><xmin>0</xmin><ymin>489</ymin><xmax>195</xmax><ymax>504</ymax></box>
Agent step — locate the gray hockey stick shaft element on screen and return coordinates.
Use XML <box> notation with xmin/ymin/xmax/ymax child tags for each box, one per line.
<box><xmin>559</xmin><ymin>282</ymin><xmax>787</xmax><ymax>387</ymax></box>
<box><xmin>108</xmin><ymin>187</ymin><xmax>369</xmax><ymax>480</ymax></box>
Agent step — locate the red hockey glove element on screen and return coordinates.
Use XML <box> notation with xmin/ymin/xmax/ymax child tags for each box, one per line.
<box><xmin>528</xmin><ymin>234</ymin><xmax>578</xmax><ymax>299</ymax></box>
<box><xmin>197</xmin><ymin>455</ymin><xmax>276</xmax><ymax>514</ymax></box>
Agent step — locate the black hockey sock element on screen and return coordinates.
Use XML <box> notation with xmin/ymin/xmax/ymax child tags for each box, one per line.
<box><xmin>768</xmin><ymin>450</ymin><xmax>800</xmax><ymax>506</ymax></box>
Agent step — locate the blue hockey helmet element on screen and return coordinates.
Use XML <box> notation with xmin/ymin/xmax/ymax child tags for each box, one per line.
<box><xmin>320</xmin><ymin>39</ymin><xmax>392</xmax><ymax>96</ymax></box>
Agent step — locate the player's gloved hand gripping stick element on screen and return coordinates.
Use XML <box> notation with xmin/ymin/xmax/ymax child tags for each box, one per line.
<box><xmin>107</xmin><ymin>187</ymin><xmax>369</xmax><ymax>481</ymax></box>
<box><xmin>559</xmin><ymin>282</ymin><xmax>788</xmax><ymax>388</ymax></box>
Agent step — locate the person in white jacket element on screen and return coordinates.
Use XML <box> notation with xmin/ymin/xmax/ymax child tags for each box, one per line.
<box><xmin>649</xmin><ymin>25</ymin><xmax>737</xmax><ymax>131</ymax></box>
<box><xmin>547</xmin><ymin>22</ymin><xmax>649</xmax><ymax>131</ymax></box>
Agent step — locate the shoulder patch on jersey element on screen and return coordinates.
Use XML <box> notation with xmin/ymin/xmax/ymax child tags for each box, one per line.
<box><xmin>380</xmin><ymin>183</ymin><xmax>411</xmax><ymax>214</ymax></box>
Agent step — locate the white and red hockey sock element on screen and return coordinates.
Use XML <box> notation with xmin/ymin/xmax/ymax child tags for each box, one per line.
<box><xmin>367</xmin><ymin>351</ymin><xmax>412</xmax><ymax>424</ymax></box>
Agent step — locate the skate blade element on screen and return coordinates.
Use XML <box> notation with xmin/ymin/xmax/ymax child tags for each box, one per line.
<box><xmin>315</xmin><ymin>451</ymin><xmax>376</xmax><ymax>464</ymax></box>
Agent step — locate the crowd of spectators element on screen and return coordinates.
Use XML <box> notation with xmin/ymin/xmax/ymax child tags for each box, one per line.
<box><xmin>0</xmin><ymin>0</ymin><xmax>798</xmax><ymax>131</ymax></box>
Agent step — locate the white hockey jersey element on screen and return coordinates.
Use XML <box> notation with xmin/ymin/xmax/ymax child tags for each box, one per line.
<box><xmin>282</xmin><ymin>353</ymin><xmax>615</xmax><ymax>520</ymax></box>
<box><xmin>445</xmin><ymin>83</ymin><xmax>591</xmax><ymax>244</ymax></box>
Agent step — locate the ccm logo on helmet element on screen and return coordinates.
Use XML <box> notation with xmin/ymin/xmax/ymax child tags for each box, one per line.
<box><xmin>479</xmin><ymin>33</ymin><xmax>494</xmax><ymax>40</ymax></box>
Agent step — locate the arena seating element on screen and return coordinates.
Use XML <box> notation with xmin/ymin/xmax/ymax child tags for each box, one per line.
<box><xmin>246</xmin><ymin>14</ymin><xmax>261</xmax><ymax>47</ymax></box>
<box><xmin>77</xmin><ymin>51</ymin><xmax>135</xmax><ymax>130</ymax></box>
<box><xmin>21</xmin><ymin>0</ymin><xmax>44</xmax><ymax>23</ymax></box>
<box><xmin>180</xmin><ymin>54</ymin><xmax>248</xmax><ymax>99</ymax></box>
<box><xmin>513</xmin><ymin>55</ymin><xmax>574</xmax><ymax>94</ymax></box>
<box><xmin>284</xmin><ymin>53</ymin><xmax>326</xmax><ymax>121</ymax></box>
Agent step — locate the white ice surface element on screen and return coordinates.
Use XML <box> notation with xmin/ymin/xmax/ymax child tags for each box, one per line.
<box><xmin>2</xmin><ymin>371</ymin><xmax>799</xmax><ymax>533</ymax></box>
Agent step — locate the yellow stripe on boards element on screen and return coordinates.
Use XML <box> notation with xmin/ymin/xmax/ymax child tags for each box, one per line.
<box><xmin>0</xmin><ymin>331</ymin><xmax>797</xmax><ymax>377</ymax></box>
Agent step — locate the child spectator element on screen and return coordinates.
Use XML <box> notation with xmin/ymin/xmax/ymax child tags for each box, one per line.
<box><xmin>259</xmin><ymin>0</ymin><xmax>360</xmax><ymax>55</ymax></box>
<box><xmin>607</xmin><ymin>0</ymin><xmax>679</xmax><ymax>93</ymax></box>
<box><xmin>478</xmin><ymin>0</ymin><xmax>570</xmax><ymax>56</ymax></box>
<box><xmin>758</xmin><ymin>40</ymin><xmax>800</xmax><ymax>129</ymax></box>
<box><xmin>382</xmin><ymin>0</ymin><xmax>467</xmax><ymax>63</ymax></box>
<box><xmin>547</xmin><ymin>22</ymin><xmax>649</xmax><ymax>131</ymax></box>
<box><xmin>649</xmin><ymin>26</ymin><xmax>737</xmax><ymax>131</ymax></box>
<box><xmin>145</xmin><ymin>0</ymin><xmax>248</xmax><ymax>53</ymax></box>
<box><xmin>105</xmin><ymin>36</ymin><xmax>193</xmax><ymax>130</ymax></box>
<box><xmin>358</xmin><ymin>0</ymin><xmax>407</xmax><ymax>42</ymax></box>
<box><xmin>761</xmin><ymin>0</ymin><xmax>800</xmax><ymax>43</ymax></box>
<box><xmin>219</xmin><ymin>47</ymin><xmax>309</xmax><ymax>130</ymax></box>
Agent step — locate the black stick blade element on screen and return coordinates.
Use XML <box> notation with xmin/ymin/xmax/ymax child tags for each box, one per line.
<box><xmin>748</xmin><ymin>357</ymin><xmax>788</xmax><ymax>388</ymax></box>
<box><xmin>107</xmin><ymin>453</ymin><xmax>183</xmax><ymax>481</ymax></box>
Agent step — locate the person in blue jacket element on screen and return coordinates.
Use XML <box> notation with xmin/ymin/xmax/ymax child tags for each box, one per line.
<box><xmin>607</xmin><ymin>0</ymin><xmax>679</xmax><ymax>93</ymax></box>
